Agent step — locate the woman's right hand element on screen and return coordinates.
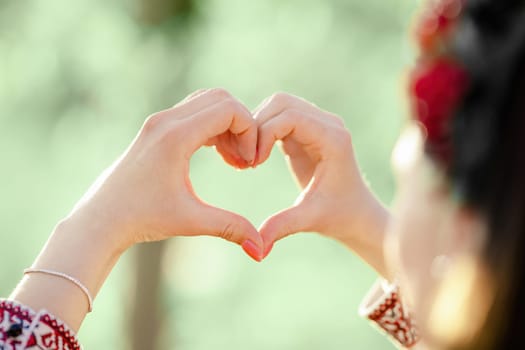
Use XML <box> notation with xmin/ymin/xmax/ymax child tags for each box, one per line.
<box><xmin>11</xmin><ymin>89</ymin><xmax>266</xmax><ymax>330</ymax></box>
<box><xmin>254</xmin><ymin>93</ymin><xmax>390</xmax><ymax>276</ymax></box>
<box><xmin>72</xmin><ymin>88</ymin><xmax>265</xmax><ymax>258</ymax></box>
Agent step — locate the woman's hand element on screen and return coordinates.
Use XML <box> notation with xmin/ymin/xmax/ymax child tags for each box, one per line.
<box><xmin>11</xmin><ymin>89</ymin><xmax>265</xmax><ymax>330</ymax></box>
<box><xmin>73</xmin><ymin>88</ymin><xmax>264</xmax><ymax>257</ymax></box>
<box><xmin>254</xmin><ymin>93</ymin><xmax>390</xmax><ymax>276</ymax></box>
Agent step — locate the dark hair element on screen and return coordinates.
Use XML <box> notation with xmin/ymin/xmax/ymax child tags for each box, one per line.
<box><xmin>443</xmin><ymin>0</ymin><xmax>525</xmax><ymax>348</ymax></box>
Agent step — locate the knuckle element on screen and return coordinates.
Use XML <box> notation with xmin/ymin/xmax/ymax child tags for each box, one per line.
<box><xmin>214</xmin><ymin>98</ymin><xmax>236</xmax><ymax>114</ymax></box>
<box><xmin>142</xmin><ymin>112</ymin><xmax>165</xmax><ymax>133</ymax></box>
<box><xmin>221</xmin><ymin>97</ymin><xmax>237</xmax><ymax>109</ymax></box>
<box><xmin>280</xmin><ymin>108</ymin><xmax>299</xmax><ymax>122</ymax></box>
<box><xmin>277</xmin><ymin>211</ymin><xmax>303</xmax><ymax>237</ymax></box>
<box><xmin>330</xmin><ymin>127</ymin><xmax>353</xmax><ymax>153</ymax></box>
<box><xmin>327</xmin><ymin>112</ymin><xmax>345</xmax><ymax>127</ymax></box>
<box><xmin>269</xmin><ymin>92</ymin><xmax>291</xmax><ymax>105</ymax></box>
<box><xmin>258</xmin><ymin>124</ymin><xmax>272</xmax><ymax>142</ymax></box>
<box><xmin>208</xmin><ymin>88</ymin><xmax>231</xmax><ymax>99</ymax></box>
<box><xmin>144</xmin><ymin>116</ymin><xmax>186</xmax><ymax>148</ymax></box>
<box><xmin>222</xmin><ymin>98</ymin><xmax>244</xmax><ymax>116</ymax></box>
<box><xmin>163</xmin><ymin>119</ymin><xmax>186</xmax><ymax>140</ymax></box>
<box><xmin>281</xmin><ymin>221</ymin><xmax>295</xmax><ymax>237</ymax></box>
<box><xmin>182</xmin><ymin>88</ymin><xmax>208</xmax><ymax>102</ymax></box>
<box><xmin>219</xmin><ymin>222</ymin><xmax>238</xmax><ymax>242</ymax></box>
<box><xmin>191</xmin><ymin>88</ymin><xmax>208</xmax><ymax>96</ymax></box>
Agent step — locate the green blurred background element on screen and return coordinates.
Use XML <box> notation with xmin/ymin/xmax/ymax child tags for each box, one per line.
<box><xmin>0</xmin><ymin>0</ymin><xmax>417</xmax><ymax>348</ymax></box>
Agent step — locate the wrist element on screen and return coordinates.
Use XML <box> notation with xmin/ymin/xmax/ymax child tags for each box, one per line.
<box><xmin>46</xmin><ymin>212</ymin><xmax>126</xmax><ymax>294</ymax></box>
<box><xmin>61</xmin><ymin>206</ymin><xmax>130</xmax><ymax>256</ymax></box>
<box><xmin>67</xmin><ymin>188</ymin><xmax>142</xmax><ymax>252</ymax></box>
<box><xmin>10</xmin><ymin>213</ymin><xmax>125</xmax><ymax>330</ymax></box>
<box><xmin>329</xmin><ymin>190</ymin><xmax>390</xmax><ymax>278</ymax></box>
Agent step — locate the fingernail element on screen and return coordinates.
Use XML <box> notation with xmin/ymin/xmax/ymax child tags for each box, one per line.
<box><xmin>263</xmin><ymin>242</ymin><xmax>274</xmax><ymax>259</ymax></box>
<box><xmin>242</xmin><ymin>240</ymin><xmax>263</xmax><ymax>262</ymax></box>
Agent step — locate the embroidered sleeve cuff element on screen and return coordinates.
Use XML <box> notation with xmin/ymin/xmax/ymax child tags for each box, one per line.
<box><xmin>0</xmin><ymin>299</ymin><xmax>82</xmax><ymax>350</ymax></box>
<box><xmin>359</xmin><ymin>280</ymin><xmax>420</xmax><ymax>349</ymax></box>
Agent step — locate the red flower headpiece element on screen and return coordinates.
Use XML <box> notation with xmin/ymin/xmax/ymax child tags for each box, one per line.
<box><xmin>415</xmin><ymin>0</ymin><xmax>465</xmax><ymax>54</ymax></box>
<box><xmin>409</xmin><ymin>0</ymin><xmax>469</xmax><ymax>165</ymax></box>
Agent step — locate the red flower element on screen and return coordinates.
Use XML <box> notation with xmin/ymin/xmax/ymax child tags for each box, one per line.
<box><xmin>410</xmin><ymin>59</ymin><xmax>469</xmax><ymax>145</ymax></box>
<box><xmin>409</xmin><ymin>0</ymin><xmax>468</xmax><ymax>165</ymax></box>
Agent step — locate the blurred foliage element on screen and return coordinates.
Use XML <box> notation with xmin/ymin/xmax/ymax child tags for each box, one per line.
<box><xmin>0</xmin><ymin>0</ymin><xmax>417</xmax><ymax>349</ymax></box>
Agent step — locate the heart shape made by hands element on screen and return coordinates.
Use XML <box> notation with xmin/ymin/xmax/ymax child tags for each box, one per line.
<box><xmin>190</xmin><ymin>146</ymin><xmax>300</xmax><ymax>261</ymax></box>
<box><xmin>181</xmin><ymin>91</ymin><xmax>362</xmax><ymax>264</ymax></box>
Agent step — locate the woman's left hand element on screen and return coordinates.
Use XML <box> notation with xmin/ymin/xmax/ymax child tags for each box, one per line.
<box><xmin>11</xmin><ymin>88</ymin><xmax>265</xmax><ymax>330</ymax></box>
<box><xmin>254</xmin><ymin>93</ymin><xmax>389</xmax><ymax>276</ymax></box>
<box><xmin>72</xmin><ymin>88</ymin><xmax>264</xmax><ymax>255</ymax></box>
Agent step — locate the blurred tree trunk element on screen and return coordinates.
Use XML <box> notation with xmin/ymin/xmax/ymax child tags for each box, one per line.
<box><xmin>129</xmin><ymin>241</ymin><xmax>166</xmax><ymax>350</ymax></box>
<box><xmin>138</xmin><ymin>0</ymin><xmax>194</xmax><ymax>24</ymax></box>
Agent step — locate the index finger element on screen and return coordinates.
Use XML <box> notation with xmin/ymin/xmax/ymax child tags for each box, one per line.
<box><xmin>255</xmin><ymin>109</ymin><xmax>326</xmax><ymax>165</ymax></box>
<box><xmin>254</xmin><ymin>92</ymin><xmax>345</xmax><ymax>128</ymax></box>
<box><xmin>181</xmin><ymin>98</ymin><xmax>258</xmax><ymax>163</ymax></box>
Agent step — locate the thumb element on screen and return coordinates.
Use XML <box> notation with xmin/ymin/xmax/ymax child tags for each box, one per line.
<box><xmin>194</xmin><ymin>203</ymin><xmax>264</xmax><ymax>262</ymax></box>
<box><xmin>258</xmin><ymin>202</ymin><xmax>317</xmax><ymax>259</ymax></box>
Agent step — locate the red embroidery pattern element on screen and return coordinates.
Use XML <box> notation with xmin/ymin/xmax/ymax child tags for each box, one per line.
<box><xmin>366</xmin><ymin>288</ymin><xmax>419</xmax><ymax>348</ymax></box>
<box><xmin>0</xmin><ymin>300</ymin><xmax>81</xmax><ymax>350</ymax></box>
<box><xmin>0</xmin><ymin>301</ymin><xmax>36</xmax><ymax>350</ymax></box>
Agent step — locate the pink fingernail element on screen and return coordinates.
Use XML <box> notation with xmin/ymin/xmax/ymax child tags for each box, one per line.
<box><xmin>242</xmin><ymin>240</ymin><xmax>263</xmax><ymax>262</ymax></box>
<box><xmin>263</xmin><ymin>242</ymin><xmax>274</xmax><ymax>259</ymax></box>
